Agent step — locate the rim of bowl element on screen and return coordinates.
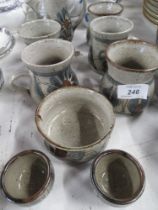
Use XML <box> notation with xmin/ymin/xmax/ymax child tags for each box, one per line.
<box><xmin>21</xmin><ymin>38</ymin><xmax>74</xmax><ymax>69</ymax></box>
<box><xmin>35</xmin><ymin>86</ymin><xmax>115</xmax><ymax>151</ymax></box>
<box><xmin>18</xmin><ymin>19</ymin><xmax>61</xmax><ymax>40</ymax></box>
<box><xmin>91</xmin><ymin>149</ymin><xmax>145</xmax><ymax>205</ymax></box>
<box><xmin>105</xmin><ymin>39</ymin><xmax>158</xmax><ymax>73</ymax></box>
<box><xmin>90</xmin><ymin>16</ymin><xmax>134</xmax><ymax>36</ymax></box>
<box><xmin>88</xmin><ymin>1</ymin><xmax>124</xmax><ymax>16</ymax></box>
<box><xmin>1</xmin><ymin>150</ymin><xmax>52</xmax><ymax>204</ymax></box>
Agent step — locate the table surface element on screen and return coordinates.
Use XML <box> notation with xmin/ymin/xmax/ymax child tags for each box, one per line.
<box><xmin>1</xmin><ymin>0</ymin><xmax>158</xmax><ymax>209</ymax></box>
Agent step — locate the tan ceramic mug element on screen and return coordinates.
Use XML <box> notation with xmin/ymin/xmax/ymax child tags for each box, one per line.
<box><xmin>88</xmin><ymin>16</ymin><xmax>134</xmax><ymax>75</ymax></box>
<box><xmin>101</xmin><ymin>39</ymin><xmax>158</xmax><ymax>115</ymax></box>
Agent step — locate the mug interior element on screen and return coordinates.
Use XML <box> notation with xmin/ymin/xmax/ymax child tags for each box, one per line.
<box><xmin>93</xmin><ymin>152</ymin><xmax>144</xmax><ymax>203</ymax></box>
<box><xmin>91</xmin><ymin>16</ymin><xmax>133</xmax><ymax>34</ymax></box>
<box><xmin>22</xmin><ymin>39</ymin><xmax>74</xmax><ymax>67</ymax></box>
<box><xmin>88</xmin><ymin>2</ymin><xmax>123</xmax><ymax>16</ymax></box>
<box><xmin>107</xmin><ymin>41</ymin><xmax>158</xmax><ymax>71</ymax></box>
<box><xmin>19</xmin><ymin>20</ymin><xmax>61</xmax><ymax>39</ymax></box>
<box><xmin>2</xmin><ymin>153</ymin><xmax>48</xmax><ymax>201</ymax></box>
<box><xmin>36</xmin><ymin>87</ymin><xmax>114</xmax><ymax>148</ymax></box>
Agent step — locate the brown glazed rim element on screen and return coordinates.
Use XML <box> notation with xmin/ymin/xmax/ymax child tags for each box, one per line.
<box><xmin>91</xmin><ymin>149</ymin><xmax>145</xmax><ymax>205</ymax></box>
<box><xmin>1</xmin><ymin>150</ymin><xmax>52</xmax><ymax>204</ymax></box>
<box><xmin>105</xmin><ymin>39</ymin><xmax>158</xmax><ymax>73</ymax></box>
<box><xmin>88</xmin><ymin>1</ymin><xmax>124</xmax><ymax>16</ymax></box>
<box><xmin>35</xmin><ymin>86</ymin><xmax>115</xmax><ymax>151</ymax></box>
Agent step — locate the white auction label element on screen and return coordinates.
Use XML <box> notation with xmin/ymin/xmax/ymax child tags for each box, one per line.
<box><xmin>117</xmin><ymin>84</ymin><xmax>149</xmax><ymax>99</ymax></box>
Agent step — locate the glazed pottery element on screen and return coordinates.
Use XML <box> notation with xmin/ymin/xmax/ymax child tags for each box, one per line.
<box><xmin>101</xmin><ymin>39</ymin><xmax>158</xmax><ymax>115</ymax></box>
<box><xmin>87</xmin><ymin>1</ymin><xmax>123</xmax><ymax>24</ymax></box>
<box><xmin>83</xmin><ymin>0</ymin><xmax>118</xmax><ymax>27</ymax></box>
<box><xmin>91</xmin><ymin>150</ymin><xmax>145</xmax><ymax>205</ymax></box>
<box><xmin>25</xmin><ymin>0</ymin><xmax>86</xmax><ymax>41</ymax></box>
<box><xmin>11</xmin><ymin>39</ymin><xmax>78</xmax><ymax>104</ymax></box>
<box><xmin>88</xmin><ymin>16</ymin><xmax>133</xmax><ymax>75</ymax></box>
<box><xmin>35</xmin><ymin>87</ymin><xmax>115</xmax><ymax>163</ymax></box>
<box><xmin>18</xmin><ymin>19</ymin><xmax>61</xmax><ymax>45</ymax></box>
<box><xmin>86</xmin><ymin>1</ymin><xmax>123</xmax><ymax>44</ymax></box>
<box><xmin>1</xmin><ymin>150</ymin><xmax>54</xmax><ymax>204</ymax></box>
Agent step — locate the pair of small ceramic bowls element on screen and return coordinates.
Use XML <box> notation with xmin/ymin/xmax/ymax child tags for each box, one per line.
<box><xmin>1</xmin><ymin>87</ymin><xmax>145</xmax><ymax>206</ymax></box>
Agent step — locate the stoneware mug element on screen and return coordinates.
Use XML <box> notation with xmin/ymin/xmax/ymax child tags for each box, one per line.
<box><xmin>11</xmin><ymin>39</ymin><xmax>78</xmax><ymax>104</ymax></box>
<box><xmin>86</xmin><ymin>1</ymin><xmax>124</xmax><ymax>43</ymax></box>
<box><xmin>24</xmin><ymin>0</ymin><xmax>86</xmax><ymax>41</ymax></box>
<box><xmin>18</xmin><ymin>19</ymin><xmax>61</xmax><ymax>45</ymax></box>
<box><xmin>88</xmin><ymin>16</ymin><xmax>133</xmax><ymax>75</ymax></box>
<box><xmin>101</xmin><ymin>39</ymin><xmax>158</xmax><ymax>115</ymax></box>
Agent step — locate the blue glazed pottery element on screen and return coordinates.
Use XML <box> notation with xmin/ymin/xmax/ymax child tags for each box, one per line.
<box><xmin>11</xmin><ymin>39</ymin><xmax>78</xmax><ymax>104</ymax></box>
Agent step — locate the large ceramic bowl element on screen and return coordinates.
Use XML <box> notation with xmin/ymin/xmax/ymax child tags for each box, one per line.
<box><xmin>91</xmin><ymin>150</ymin><xmax>145</xmax><ymax>205</ymax></box>
<box><xmin>1</xmin><ymin>150</ymin><xmax>54</xmax><ymax>205</ymax></box>
<box><xmin>35</xmin><ymin>87</ymin><xmax>115</xmax><ymax>163</ymax></box>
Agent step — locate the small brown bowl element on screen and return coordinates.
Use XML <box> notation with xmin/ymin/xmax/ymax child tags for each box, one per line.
<box><xmin>1</xmin><ymin>150</ymin><xmax>54</xmax><ymax>205</ymax></box>
<box><xmin>91</xmin><ymin>150</ymin><xmax>145</xmax><ymax>205</ymax></box>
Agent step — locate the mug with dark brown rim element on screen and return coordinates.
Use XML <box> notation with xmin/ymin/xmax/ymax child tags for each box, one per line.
<box><xmin>101</xmin><ymin>39</ymin><xmax>158</xmax><ymax>115</ymax></box>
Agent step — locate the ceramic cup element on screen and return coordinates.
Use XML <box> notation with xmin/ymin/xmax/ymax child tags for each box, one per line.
<box><xmin>88</xmin><ymin>16</ymin><xmax>133</xmax><ymax>75</ymax></box>
<box><xmin>1</xmin><ymin>150</ymin><xmax>54</xmax><ymax>205</ymax></box>
<box><xmin>18</xmin><ymin>19</ymin><xmax>61</xmax><ymax>45</ymax></box>
<box><xmin>101</xmin><ymin>39</ymin><xmax>158</xmax><ymax>115</ymax></box>
<box><xmin>86</xmin><ymin>1</ymin><xmax>124</xmax><ymax>44</ymax></box>
<box><xmin>11</xmin><ymin>39</ymin><xmax>78</xmax><ymax>104</ymax></box>
<box><xmin>87</xmin><ymin>1</ymin><xmax>123</xmax><ymax>24</ymax></box>
<box><xmin>35</xmin><ymin>87</ymin><xmax>115</xmax><ymax>163</ymax></box>
<box><xmin>91</xmin><ymin>150</ymin><xmax>145</xmax><ymax>205</ymax></box>
<box><xmin>24</xmin><ymin>0</ymin><xmax>86</xmax><ymax>41</ymax></box>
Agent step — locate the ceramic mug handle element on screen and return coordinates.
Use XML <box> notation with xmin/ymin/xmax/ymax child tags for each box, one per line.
<box><xmin>10</xmin><ymin>72</ymin><xmax>31</xmax><ymax>92</ymax></box>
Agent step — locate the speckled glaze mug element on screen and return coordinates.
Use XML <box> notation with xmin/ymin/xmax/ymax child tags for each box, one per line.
<box><xmin>11</xmin><ymin>39</ymin><xmax>78</xmax><ymax>104</ymax></box>
<box><xmin>101</xmin><ymin>40</ymin><xmax>158</xmax><ymax>115</ymax></box>
<box><xmin>86</xmin><ymin>1</ymin><xmax>124</xmax><ymax>44</ymax></box>
<box><xmin>88</xmin><ymin>16</ymin><xmax>133</xmax><ymax>75</ymax></box>
<box><xmin>25</xmin><ymin>0</ymin><xmax>86</xmax><ymax>41</ymax></box>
